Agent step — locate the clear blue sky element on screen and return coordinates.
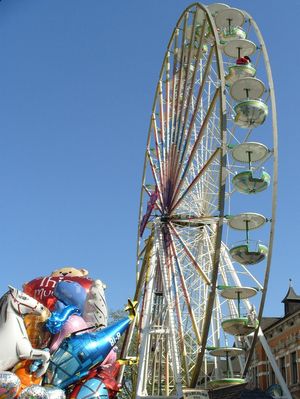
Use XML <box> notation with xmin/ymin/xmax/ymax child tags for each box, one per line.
<box><xmin>0</xmin><ymin>0</ymin><xmax>298</xmax><ymax>316</ymax></box>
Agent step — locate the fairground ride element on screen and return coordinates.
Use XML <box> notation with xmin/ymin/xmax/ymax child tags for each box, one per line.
<box><xmin>119</xmin><ymin>3</ymin><xmax>290</xmax><ymax>399</ymax></box>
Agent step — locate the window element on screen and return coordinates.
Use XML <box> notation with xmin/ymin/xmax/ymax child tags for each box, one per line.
<box><xmin>280</xmin><ymin>357</ymin><xmax>286</xmax><ymax>381</ymax></box>
<box><xmin>291</xmin><ymin>352</ymin><xmax>298</xmax><ymax>385</ymax></box>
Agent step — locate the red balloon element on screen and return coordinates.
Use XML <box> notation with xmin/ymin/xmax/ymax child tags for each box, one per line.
<box><xmin>23</xmin><ymin>276</ymin><xmax>94</xmax><ymax>311</ymax></box>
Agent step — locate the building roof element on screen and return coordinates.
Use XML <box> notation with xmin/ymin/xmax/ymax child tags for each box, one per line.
<box><xmin>260</xmin><ymin>317</ymin><xmax>281</xmax><ymax>331</ymax></box>
<box><xmin>260</xmin><ymin>284</ymin><xmax>300</xmax><ymax>331</ymax></box>
<box><xmin>262</xmin><ymin>307</ymin><xmax>300</xmax><ymax>332</ymax></box>
<box><xmin>281</xmin><ymin>285</ymin><xmax>300</xmax><ymax>303</ymax></box>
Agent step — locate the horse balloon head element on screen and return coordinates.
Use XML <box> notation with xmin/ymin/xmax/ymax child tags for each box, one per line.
<box><xmin>8</xmin><ymin>286</ymin><xmax>50</xmax><ymax>319</ymax></box>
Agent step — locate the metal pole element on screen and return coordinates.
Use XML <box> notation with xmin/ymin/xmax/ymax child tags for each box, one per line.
<box><xmin>237</xmin><ymin>291</ymin><xmax>241</xmax><ymax>318</ymax></box>
<box><xmin>136</xmin><ymin>235</ymin><xmax>157</xmax><ymax>398</ymax></box>
<box><xmin>257</xmin><ymin>328</ymin><xmax>292</xmax><ymax>399</ymax></box>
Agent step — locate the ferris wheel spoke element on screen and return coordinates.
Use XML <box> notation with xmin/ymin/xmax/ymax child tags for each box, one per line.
<box><xmin>169</xmin><ymin>15</ymin><xmax>205</xmax><ymax>178</ymax></box>
<box><xmin>142</xmin><ymin>187</ymin><xmax>163</xmax><ymax>217</ymax></box>
<box><xmin>169</xmin><ymin>31</ymin><xmax>179</xmax><ymax>155</ymax></box>
<box><xmin>156</xmin><ymin>230</ymin><xmax>184</xmax><ymax>396</ymax></box>
<box><xmin>172</xmin><ymin>52</ymin><xmax>213</xmax><ymax>196</ymax></box>
<box><xmin>171</xmin><ymin>86</ymin><xmax>221</xmax><ymax>205</ymax></box>
<box><xmin>172</xmin><ymin>11</ymin><xmax>204</xmax><ymax>152</ymax></box>
<box><xmin>178</xmin><ymin>17</ymin><xmax>208</xmax><ymax>150</ymax></box>
<box><xmin>238</xmin><ymin>265</ymin><xmax>264</xmax><ymax>290</ymax></box>
<box><xmin>142</xmin><ymin>184</ymin><xmax>153</xmax><ymax>197</ymax></box>
<box><xmin>253</xmin><ymin>46</ymin><xmax>263</xmax><ymax>69</ymax></box>
<box><xmin>165</xmin><ymin>52</ymin><xmax>171</xmax><ymax>154</ymax></box>
<box><xmin>158</xmin><ymin>81</ymin><xmax>167</xmax><ymax>172</ymax></box>
<box><xmin>172</xmin><ymin>14</ymin><xmax>188</xmax><ymax>149</ymax></box>
<box><xmin>169</xmin><ymin>254</ymin><xmax>191</xmax><ymax>385</ymax></box>
<box><xmin>171</xmin><ymin>147</ymin><xmax>221</xmax><ymax>213</ymax></box>
<box><xmin>147</xmin><ymin>150</ymin><xmax>164</xmax><ymax>208</ymax></box>
<box><xmin>172</xmin><ymin>46</ymin><xmax>215</xmax><ymax>189</ymax></box>
<box><xmin>168</xmin><ymin>232</ymin><xmax>202</xmax><ymax>345</ymax></box>
<box><xmin>151</xmin><ymin>112</ymin><xmax>165</xmax><ymax>189</ymax></box>
<box><xmin>168</xmin><ymin>222</ymin><xmax>211</xmax><ymax>285</ymax></box>
<box><xmin>173</xmin><ymin>11</ymin><xmax>198</xmax><ymax>144</ymax></box>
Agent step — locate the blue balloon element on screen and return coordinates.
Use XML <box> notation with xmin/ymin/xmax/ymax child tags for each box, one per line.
<box><xmin>54</xmin><ymin>299</ymin><xmax>68</xmax><ymax>313</ymax></box>
<box><xmin>54</xmin><ymin>281</ymin><xmax>87</xmax><ymax>314</ymax></box>
<box><xmin>45</xmin><ymin>305</ymin><xmax>81</xmax><ymax>334</ymax></box>
<box><xmin>44</xmin><ymin>317</ymin><xmax>131</xmax><ymax>389</ymax></box>
<box><xmin>30</xmin><ymin>348</ymin><xmax>50</xmax><ymax>373</ymax></box>
<box><xmin>71</xmin><ymin>377</ymin><xmax>109</xmax><ymax>399</ymax></box>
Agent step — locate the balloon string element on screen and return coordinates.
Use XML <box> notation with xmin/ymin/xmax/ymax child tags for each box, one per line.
<box><xmin>70</xmin><ymin>323</ymin><xmax>105</xmax><ymax>336</ymax></box>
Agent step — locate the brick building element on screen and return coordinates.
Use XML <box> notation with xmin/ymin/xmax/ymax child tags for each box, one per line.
<box><xmin>249</xmin><ymin>284</ymin><xmax>300</xmax><ymax>398</ymax></box>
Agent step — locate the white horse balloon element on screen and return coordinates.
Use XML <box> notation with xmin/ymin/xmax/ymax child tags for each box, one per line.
<box><xmin>0</xmin><ymin>286</ymin><xmax>50</xmax><ymax>377</ymax></box>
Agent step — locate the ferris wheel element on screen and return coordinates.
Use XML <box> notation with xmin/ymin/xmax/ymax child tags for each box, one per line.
<box><xmin>120</xmin><ymin>3</ymin><xmax>281</xmax><ymax>398</ymax></box>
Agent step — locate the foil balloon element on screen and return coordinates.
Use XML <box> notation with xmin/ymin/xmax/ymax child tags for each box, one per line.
<box><xmin>0</xmin><ymin>287</ymin><xmax>50</xmax><ymax>377</ymax></box>
<box><xmin>98</xmin><ymin>362</ymin><xmax>121</xmax><ymax>399</ymax></box>
<box><xmin>30</xmin><ymin>350</ymin><xmax>50</xmax><ymax>374</ymax></box>
<box><xmin>83</xmin><ymin>280</ymin><xmax>107</xmax><ymax>328</ymax></box>
<box><xmin>13</xmin><ymin>361</ymin><xmax>42</xmax><ymax>391</ymax></box>
<box><xmin>49</xmin><ymin>315</ymin><xmax>88</xmax><ymax>353</ymax></box>
<box><xmin>69</xmin><ymin>377</ymin><xmax>108</xmax><ymax>399</ymax></box>
<box><xmin>43</xmin><ymin>386</ymin><xmax>65</xmax><ymax>399</ymax></box>
<box><xmin>24</xmin><ymin>314</ymin><xmax>51</xmax><ymax>349</ymax></box>
<box><xmin>23</xmin><ymin>276</ymin><xmax>93</xmax><ymax>311</ymax></box>
<box><xmin>69</xmin><ymin>360</ymin><xmax>121</xmax><ymax>399</ymax></box>
<box><xmin>45</xmin><ymin>316</ymin><xmax>132</xmax><ymax>389</ymax></box>
<box><xmin>53</xmin><ymin>282</ymin><xmax>86</xmax><ymax>314</ymax></box>
<box><xmin>19</xmin><ymin>385</ymin><xmax>49</xmax><ymax>399</ymax></box>
<box><xmin>101</xmin><ymin>348</ymin><xmax>117</xmax><ymax>369</ymax></box>
<box><xmin>45</xmin><ymin>306</ymin><xmax>80</xmax><ymax>334</ymax></box>
<box><xmin>0</xmin><ymin>371</ymin><xmax>21</xmax><ymax>399</ymax></box>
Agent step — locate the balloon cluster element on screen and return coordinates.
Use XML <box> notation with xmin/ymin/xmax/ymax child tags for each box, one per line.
<box><xmin>0</xmin><ymin>267</ymin><xmax>135</xmax><ymax>399</ymax></box>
